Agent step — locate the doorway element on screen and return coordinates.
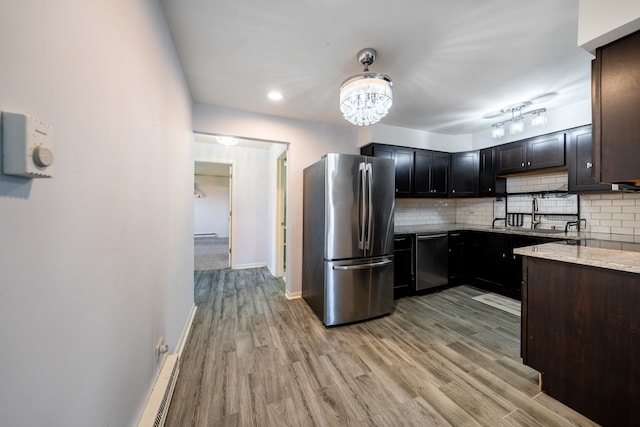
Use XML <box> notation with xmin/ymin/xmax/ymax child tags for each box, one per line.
<box><xmin>193</xmin><ymin>161</ymin><xmax>232</xmax><ymax>270</ymax></box>
<box><xmin>193</xmin><ymin>133</ymin><xmax>288</xmax><ymax>277</ymax></box>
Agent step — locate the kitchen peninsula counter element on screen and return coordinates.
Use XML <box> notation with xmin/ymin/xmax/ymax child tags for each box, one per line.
<box><xmin>517</xmin><ymin>241</ymin><xmax>640</xmax><ymax>426</ymax></box>
<box><xmin>514</xmin><ymin>242</ymin><xmax>640</xmax><ymax>274</ymax></box>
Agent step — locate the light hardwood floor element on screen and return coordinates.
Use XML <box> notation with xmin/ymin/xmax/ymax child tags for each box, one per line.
<box><xmin>165</xmin><ymin>268</ymin><xmax>598</xmax><ymax>426</ymax></box>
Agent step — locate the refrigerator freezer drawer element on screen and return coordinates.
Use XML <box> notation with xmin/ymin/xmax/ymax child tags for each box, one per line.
<box><xmin>324</xmin><ymin>257</ymin><xmax>394</xmax><ymax>326</ymax></box>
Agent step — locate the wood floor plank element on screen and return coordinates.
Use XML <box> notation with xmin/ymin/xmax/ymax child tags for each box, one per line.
<box><xmin>165</xmin><ymin>269</ymin><xmax>599</xmax><ymax>426</ymax></box>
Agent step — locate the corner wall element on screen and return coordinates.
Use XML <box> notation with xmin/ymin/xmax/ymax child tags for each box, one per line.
<box><xmin>0</xmin><ymin>2</ymin><xmax>194</xmax><ymax>426</ymax></box>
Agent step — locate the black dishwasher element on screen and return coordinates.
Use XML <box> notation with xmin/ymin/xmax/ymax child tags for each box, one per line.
<box><xmin>416</xmin><ymin>233</ymin><xmax>449</xmax><ymax>291</ymax></box>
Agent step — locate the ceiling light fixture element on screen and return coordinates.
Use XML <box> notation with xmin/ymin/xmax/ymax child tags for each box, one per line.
<box><xmin>339</xmin><ymin>48</ymin><xmax>393</xmax><ymax>126</ymax></box>
<box><xmin>491</xmin><ymin>123</ymin><xmax>505</xmax><ymax>138</ymax></box>
<box><xmin>491</xmin><ymin>105</ymin><xmax>547</xmax><ymax>139</ymax></box>
<box><xmin>267</xmin><ymin>91</ymin><xmax>283</xmax><ymax>101</ymax></box>
<box><xmin>216</xmin><ymin>136</ymin><xmax>239</xmax><ymax>146</ymax></box>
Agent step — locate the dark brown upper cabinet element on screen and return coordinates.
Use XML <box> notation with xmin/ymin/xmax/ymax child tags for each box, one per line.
<box><xmin>449</xmin><ymin>151</ymin><xmax>478</xmax><ymax>198</ymax></box>
<box><xmin>496</xmin><ymin>132</ymin><xmax>566</xmax><ymax>176</ymax></box>
<box><xmin>479</xmin><ymin>147</ymin><xmax>506</xmax><ymax>197</ymax></box>
<box><xmin>592</xmin><ymin>29</ymin><xmax>640</xmax><ymax>186</ymax></box>
<box><xmin>360</xmin><ymin>144</ymin><xmax>414</xmax><ymax>196</ymax></box>
<box><xmin>415</xmin><ymin>150</ymin><xmax>449</xmax><ymax>197</ymax></box>
<box><xmin>567</xmin><ymin>125</ymin><xmax>612</xmax><ymax>193</ymax></box>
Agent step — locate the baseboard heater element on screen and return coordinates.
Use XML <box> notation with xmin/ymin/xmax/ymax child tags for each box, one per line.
<box><xmin>138</xmin><ymin>354</ymin><xmax>179</xmax><ymax>427</ymax></box>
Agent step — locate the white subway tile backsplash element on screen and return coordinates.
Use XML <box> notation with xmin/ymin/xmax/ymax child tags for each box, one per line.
<box><xmin>394</xmin><ymin>171</ymin><xmax>640</xmax><ymax>236</ymax></box>
<box><xmin>613</xmin><ymin>213</ymin><xmax>635</xmax><ymax>221</ymax></box>
<box><xmin>590</xmin><ymin>199</ymin><xmax>613</xmax><ymax>207</ymax></box>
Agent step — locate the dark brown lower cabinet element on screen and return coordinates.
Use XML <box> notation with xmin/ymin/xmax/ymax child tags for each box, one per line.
<box><xmin>393</xmin><ymin>235</ymin><xmax>414</xmax><ymax>299</ymax></box>
<box><xmin>521</xmin><ymin>257</ymin><xmax>640</xmax><ymax>427</ymax></box>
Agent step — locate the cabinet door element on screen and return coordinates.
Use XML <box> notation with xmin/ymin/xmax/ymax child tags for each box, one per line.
<box><xmin>447</xmin><ymin>232</ymin><xmax>466</xmax><ymax>284</ymax></box>
<box><xmin>526</xmin><ymin>132</ymin><xmax>565</xmax><ymax>171</ymax></box>
<box><xmin>393</xmin><ymin>148</ymin><xmax>414</xmax><ymax>196</ymax></box>
<box><xmin>430</xmin><ymin>152</ymin><xmax>450</xmax><ymax>197</ymax></box>
<box><xmin>568</xmin><ymin>126</ymin><xmax>611</xmax><ymax>192</ymax></box>
<box><xmin>592</xmin><ymin>29</ymin><xmax>640</xmax><ymax>185</ymax></box>
<box><xmin>479</xmin><ymin>147</ymin><xmax>506</xmax><ymax>196</ymax></box>
<box><xmin>449</xmin><ymin>151</ymin><xmax>478</xmax><ymax>197</ymax></box>
<box><xmin>413</xmin><ymin>150</ymin><xmax>431</xmax><ymax>197</ymax></box>
<box><xmin>361</xmin><ymin>144</ymin><xmax>414</xmax><ymax>197</ymax></box>
<box><xmin>497</xmin><ymin>141</ymin><xmax>527</xmax><ymax>174</ymax></box>
<box><xmin>393</xmin><ymin>235</ymin><xmax>414</xmax><ymax>299</ymax></box>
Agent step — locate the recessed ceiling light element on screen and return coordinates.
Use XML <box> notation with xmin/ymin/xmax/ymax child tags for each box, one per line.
<box><xmin>267</xmin><ymin>91</ymin><xmax>283</xmax><ymax>101</ymax></box>
<box><xmin>216</xmin><ymin>136</ymin><xmax>239</xmax><ymax>146</ymax></box>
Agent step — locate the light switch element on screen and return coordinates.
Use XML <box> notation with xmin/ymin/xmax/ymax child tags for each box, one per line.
<box><xmin>2</xmin><ymin>112</ymin><xmax>54</xmax><ymax>178</ymax></box>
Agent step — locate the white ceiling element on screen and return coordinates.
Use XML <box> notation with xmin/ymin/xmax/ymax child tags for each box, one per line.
<box><xmin>159</xmin><ymin>0</ymin><xmax>594</xmax><ymax>135</ymax></box>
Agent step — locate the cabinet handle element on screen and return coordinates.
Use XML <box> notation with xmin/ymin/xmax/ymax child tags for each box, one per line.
<box><xmin>452</xmin><ymin>189</ymin><xmax>456</xmax><ymax>193</ymax></box>
<box><xmin>586</xmin><ymin>162</ymin><xmax>593</xmax><ymax>169</ymax></box>
<box><xmin>502</xmin><ymin>253</ymin><xmax>506</xmax><ymax>258</ymax></box>
<box><xmin>527</xmin><ymin>161</ymin><xmax>531</xmax><ymax>166</ymax></box>
<box><xmin>395</xmin><ymin>188</ymin><xmax>398</xmax><ymax>192</ymax></box>
<box><xmin>488</xmin><ymin>187</ymin><xmax>492</xmax><ymax>191</ymax></box>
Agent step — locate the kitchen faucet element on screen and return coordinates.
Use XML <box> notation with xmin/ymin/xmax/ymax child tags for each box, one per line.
<box><xmin>531</xmin><ymin>197</ymin><xmax>541</xmax><ymax>229</ymax></box>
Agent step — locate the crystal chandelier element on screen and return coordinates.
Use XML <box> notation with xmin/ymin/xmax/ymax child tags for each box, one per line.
<box><xmin>339</xmin><ymin>48</ymin><xmax>393</xmax><ymax>126</ymax></box>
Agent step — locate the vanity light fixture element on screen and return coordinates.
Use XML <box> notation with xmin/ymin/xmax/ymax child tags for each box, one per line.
<box><xmin>339</xmin><ymin>48</ymin><xmax>393</xmax><ymax>126</ymax></box>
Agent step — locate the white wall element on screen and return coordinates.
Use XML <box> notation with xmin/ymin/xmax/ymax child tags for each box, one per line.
<box><xmin>358</xmin><ymin>123</ymin><xmax>472</xmax><ymax>152</ymax></box>
<box><xmin>0</xmin><ymin>2</ymin><xmax>194</xmax><ymax>426</ymax></box>
<box><xmin>355</xmin><ymin>100</ymin><xmax>592</xmax><ymax>153</ymax></box>
<box><xmin>193</xmin><ymin>103</ymin><xmax>358</xmax><ymax>297</ymax></box>
<box><xmin>194</xmin><ymin>174</ymin><xmax>230</xmax><ymax>236</ymax></box>
<box><xmin>578</xmin><ymin>0</ymin><xmax>640</xmax><ymax>53</ymax></box>
<box><xmin>471</xmin><ymin>100</ymin><xmax>592</xmax><ymax>150</ymax></box>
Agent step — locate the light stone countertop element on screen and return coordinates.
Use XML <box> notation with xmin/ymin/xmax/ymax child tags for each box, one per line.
<box><xmin>394</xmin><ymin>224</ymin><xmax>586</xmax><ymax>240</ymax></box>
<box><xmin>514</xmin><ymin>243</ymin><xmax>640</xmax><ymax>274</ymax></box>
<box><xmin>394</xmin><ymin>223</ymin><xmax>640</xmax><ymax>273</ymax></box>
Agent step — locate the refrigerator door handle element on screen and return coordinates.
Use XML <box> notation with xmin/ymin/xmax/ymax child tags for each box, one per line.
<box><xmin>332</xmin><ymin>259</ymin><xmax>393</xmax><ymax>271</ymax></box>
<box><xmin>358</xmin><ymin>162</ymin><xmax>367</xmax><ymax>251</ymax></box>
<box><xmin>365</xmin><ymin>162</ymin><xmax>373</xmax><ymax>252</ymax></box>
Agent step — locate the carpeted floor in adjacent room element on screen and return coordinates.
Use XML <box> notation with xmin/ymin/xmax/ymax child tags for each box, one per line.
<box><xmin>194</xmin><ymin>235</ymin><xmax>229</xmax><ymax>271</ymax></box>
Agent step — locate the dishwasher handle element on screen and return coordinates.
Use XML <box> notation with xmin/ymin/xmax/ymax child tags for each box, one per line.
<box><xmin>417</xmin><ymin>234</ymin><xmax>448</xmax><ymax>240</ymax></box>
<box><xmin>332</xmin><ymin>259</ymin><xmax>393</xmax><ymax>271</ymax></box>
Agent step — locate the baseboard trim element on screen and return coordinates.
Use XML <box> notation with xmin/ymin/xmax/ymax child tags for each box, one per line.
<box><xmin>176</xmin><ymin>304</ymin><xmax>197</xmax><ymax>358</ymax></box>
<box><xmin>286</xmin><ymin>290</ymin><xmax>302</xmax><ymax>300</ymax></box>
<box><xmin>233</xmin><ymin>262</ymin><xmax>267</xmax><ymax>270</ymax></box>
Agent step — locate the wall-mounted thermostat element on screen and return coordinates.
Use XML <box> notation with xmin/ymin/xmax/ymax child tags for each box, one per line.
<box><xmin>2</xmin><ymin>112</ymin><xmax>54</xmax><ymax>178</ymax></box>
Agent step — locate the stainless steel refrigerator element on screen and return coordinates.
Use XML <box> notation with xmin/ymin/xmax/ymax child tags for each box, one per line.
<box><xmin>302</xmin><ymin>153</ymin><xmax>395</xmax><ymax>326</ymax></box>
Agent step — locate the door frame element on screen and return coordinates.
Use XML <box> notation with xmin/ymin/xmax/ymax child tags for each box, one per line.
<box><xmin>276</xmin><ymin>151</ymin><xmax>287</xmax><ymax>277</ymax></box>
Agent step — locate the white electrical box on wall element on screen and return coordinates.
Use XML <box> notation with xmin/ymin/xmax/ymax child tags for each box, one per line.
<box><xmin>2</xmin><ymin>112</ymin><xmax>54</xmax><ymax>178</ymax></box>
